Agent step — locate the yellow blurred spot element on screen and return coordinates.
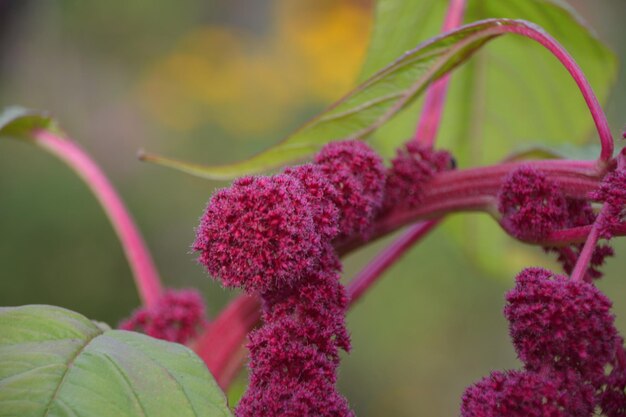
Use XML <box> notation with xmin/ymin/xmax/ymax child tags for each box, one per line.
<box><xmin>135</xmin><ymin>0</ymin><xmax>372</xmax><ymax>136</ymax></box>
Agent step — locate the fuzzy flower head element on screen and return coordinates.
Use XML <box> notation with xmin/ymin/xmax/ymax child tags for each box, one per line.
<box><xmin>314</xmin><ymin>140</ymin><xmax>386</xmax><ymax>238</ymax></box>
<box><xmin>283</xmin><ymin>164</ymin><xmax>341</xmax><ymax>241</ymax></box>
<box><xmin>384</xmin><ymin>142</ymin><xmax>454</xmax><ymax>211</ymax></box>
<box><xmin>591</xmin><ymin>168</ymin><xmax>626</xmax><ymax>239</ymax></box>
<box><xmin>505</xmin><ymin>268</ymin><xmax>617</xmax><ymax>381</ymax></box>
<box><xmin>461</xmin><ymin>369</ymin><xmax>595</xmax><ymax>417</ymax></box>
<box><xmin>119</xmin><ymin>289</ymin><xmax>207</xmax><ymax>344</ymax></box>
<box><xmin>193</xmin><ymin>174</ymin><xmax>322</xmax><ymax>293</ymax></box>
<box><xmin>498</xmin><ymin>166</ymin><xmax>568</xmax><ymax>241</ymax></box>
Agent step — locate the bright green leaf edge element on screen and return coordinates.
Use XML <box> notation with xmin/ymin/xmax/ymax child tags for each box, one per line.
<box><xmin>0</xmin><ymin>304</ymin><xmax>233</xmax><ymax>417</ymax></box>
<box><xmin>141</xmin><ymin>18</ymin><xmax>548</xmax><ymax>181</ymax></box>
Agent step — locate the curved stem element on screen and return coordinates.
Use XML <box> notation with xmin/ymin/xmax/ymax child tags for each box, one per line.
<box><xmin>413</xmin><ymin>0</ymin><xmax>466</xmax><ymax>147</ymax></box>
<box><xmin>192</xmin><ymin>295</ymin><xmax>260</xmax><ymax>389</ymax></box>
<box><xmin>498</xmin><ymin>24</ymin><xmax>614</xmax><ymax>163</ymax></box>
<box><xmin>32</xmin><ymin>129</ymin><xmax>163</xmax><ymax>307</ymax></box>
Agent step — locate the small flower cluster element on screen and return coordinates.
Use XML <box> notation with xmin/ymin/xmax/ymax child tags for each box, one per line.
<box><xmin>462</xmin><ymin>266</ymin><xmax>624</xmax><ymax>416</ymax></box>
<box><xmin>194</xmin><ymin>139</ymin><xmax>453</xmax><ymax>416</ymax></box>
<box><xmin>498</xmin><ymin>166</ymin><xmax>613</xmax><ymax>279</ymax></box>
<box><xmin>119</xmin><ymin>289</ymin><xmax>207</xmax><ymax>344</ymax></box>
<box><xmin>497</xmin><ymin>167</ymin><xmax>568</xmax><ymax>241</ymax></box>
<box><xmin>383</xmin><ymin>141</ymin><xmax>454</xmax><ymax>211</ymax></box>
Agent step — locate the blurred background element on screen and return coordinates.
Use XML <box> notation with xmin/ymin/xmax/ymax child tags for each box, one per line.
<box><xmin>0</xmin><ymin>0</ymin><xmax>625</xmax><ymax>415</ymax></box>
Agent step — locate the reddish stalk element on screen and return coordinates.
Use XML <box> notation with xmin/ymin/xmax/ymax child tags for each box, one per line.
<box><xmin>571</xmin><ymin>154</ymin><xmax>625</xmax><ymax>282</ymax></box>
<box><xmin>192</xmin><ymin>295</ymin><xmax>261</xmax><ymax>389</ymax></box>
<box><xmin>570</xmin><ymin>212</ymin><xmax>605</xmax><ymax>283</ymax></box>
<box><xmin>338</xmin><ymin>159</ymin><xmax>601</xmax><ymax>253</ymax></box>
<box><xmin>495</xmin><ymin>23</ymin><xmax>614</xmax><ymax>163</ymax></box>
<box><xmin>413</xmin><ymin>0</ymin><xmax>466</xmax><ymax>147</ymax></box>
<box><xmin>32</xmin><ymin>129</ymin><xmax>163</xmax><ymax>307</ymax></box>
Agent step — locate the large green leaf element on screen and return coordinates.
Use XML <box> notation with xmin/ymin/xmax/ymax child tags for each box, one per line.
<box><xmin>362</xmin><ymin>0</ymin><xmax>616</xmax><ymax>278</ymax></box>
<box><xmin>0</xmin><ymin>305</ymin><xmax>233</xmax><ymax>417</ymax></box>
<box><xmin>141</xmin><ymin>18</ymin><xmax>573</xmax><ymax>180</ymax></box>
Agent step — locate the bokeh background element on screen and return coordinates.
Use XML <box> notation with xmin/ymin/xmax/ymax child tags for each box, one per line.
<box><xmin>1</xmin><ymin>1</ymin><xmax>625</xmax><ymax>415</ymax></box>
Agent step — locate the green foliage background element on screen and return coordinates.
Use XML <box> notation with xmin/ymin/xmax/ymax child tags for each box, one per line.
<box><xmin>1</xmin><ymin>1</ymin><xmax>625</xmax><ymax>415</ymax></box>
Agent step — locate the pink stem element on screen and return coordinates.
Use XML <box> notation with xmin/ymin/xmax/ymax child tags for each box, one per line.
<box><xmin>32</xmin><ymin>129</ymin><xmax>163</xmax><ymax>307</ymax></box>
<box><xmin>192</xmin><ymin>294</ymin><xmax>260</xmax><ymax>389</ymax></box>
<box><xmin>413</xmin><ymin>0</ymin><xmax>466</xmax><ymax>147</ymax></box>
<box><xmin>570</xmin><ymin>151</ymin><xmax>624</xmax><ymax>281</ymax></box>
<box><xmin>348</xmin><ymin>219</ymin><xmax>441</xmax><ymax>303</ymax></box>
<box><xmin>497</xmin><ymin>24</ymin><xmax>614</xmax><ymax>163</ymax></box>
<box><xmin>570</xmin><ymin>207</ymin><xmax>608</xmax><ymax>283</ymax></box>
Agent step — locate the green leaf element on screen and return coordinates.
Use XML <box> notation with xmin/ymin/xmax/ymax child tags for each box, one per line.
<box><xmin>0</xmin><ymin>305</ymin><xmax>233</xmax><ymax>417</ymax></box>
<box><xmin>142</xmin><ymin>19</ymin><xmax>559</xmax><ymax>180</ymax></box>
<box><xmin>361</xmin><ymin>0</ymin><xmax>616</xmax><ymax>278</ymax></box>
<box><xmin>503</xmin><ymin>142</ymin><xmax>602</xmax><ymax>162</ymax></box>
<box><xmin>0</xmin><ymin>107</ymin><xmax>60</xmax><ymax>140</ymax></box>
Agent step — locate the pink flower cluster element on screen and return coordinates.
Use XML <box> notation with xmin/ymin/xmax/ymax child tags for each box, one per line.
<box><xmin>498</xmin><ymin>166</ymin><xmax>613</xmax><ymax>279</ymax></box>
<box><xmin>119</xmin><ymin>289</ymin><xmax>207</xmax><ymax>344</ymax></box>
<box><xmin>462</xmin><ymin>267</ymin><xmax>623</xmax><ymax>416</ymax></box>
<box><xmin>193</xmin><ymin>175</ymin><xmax>322</xmax><ymax>293</ymax></box>
<box><xmin>195</xmin><ymin>140</ymin><xmax>390</xmax><ymax>416</ymax></box>
<box><xmin>384</xmin><ymin>141</ymin><xmax>454</xmax><ymax>211</ymax></box>
<box><xmin>313</xmin><ymin>140</ymin><xmax>386</xmax><ymax>238</ymax></box>
<box><xmin>505</xmin><ymin>268</ymin><xmax>617</xmax><ymax>382</ymax></box>
<box><xmin>498</xmin><ymin>167</ymin><xmax>568</xmax><ymax>241</ymax></box>
<box><xmin>462</xmin><ymin>369</ymin><xmax>594</xmax><ymax>417</ymax></box>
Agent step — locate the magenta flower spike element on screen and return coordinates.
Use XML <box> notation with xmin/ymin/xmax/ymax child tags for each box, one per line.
<box><xmin>32</xmin><ymin>129</ymin><xmax>163</xmax><ymax>307</ymax></box>
<box><xmin>505</xmin><ymin>268</ymin><xmax>617</xmax><ymax>382</ymax></box>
